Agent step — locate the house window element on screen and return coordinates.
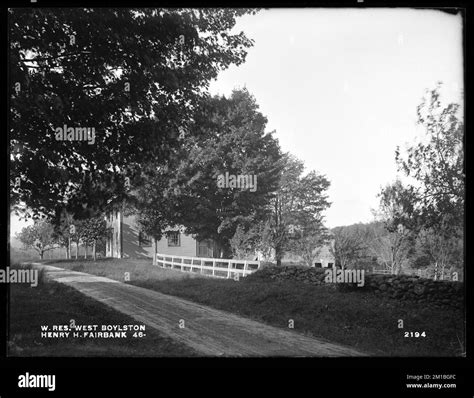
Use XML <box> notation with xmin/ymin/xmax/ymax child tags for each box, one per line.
<box><xmin>167</xmin><ymin>231</ymin><xmax>181</xmax><ymax>247</ymax></box>
<box><xmin>138</xmin><ymin>231</ymin><xmax>152</xmax><ymax>247</ymax></box>
<box><xmin>327</xmin><ymin>262</ymin><xmax>334</xmax><ymax>268</ymax></box>
<box><xmin>314</xmin><ymin>262</ymin><xmax>322</xmax><ymax>268</ymax></box>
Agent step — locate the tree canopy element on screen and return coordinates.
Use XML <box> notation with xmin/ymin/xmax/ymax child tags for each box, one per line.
<box><xmin>10</xmin><ymin>8</ymin><xmax>258</xmax><ymax>219</ymax></box>
<box><xmin>135</xmin><ymin>88</ymin><xmax>282</xmax><ymax>256</ymax></box>
<box><xmin>395</xmin><ymin>83</ymin><xmax>464</xmax><ymax>232</ymax></box>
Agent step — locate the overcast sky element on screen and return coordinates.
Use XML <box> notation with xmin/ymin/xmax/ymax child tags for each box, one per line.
<box><xmin>10</xmin><ymin>8</ymin><xmax>463</xmax><ymax>236</ymax></box>
<box><xmin>208</xmin><ymin>8</ymin><xmax>464</xmax><ymax>228</ymax></box>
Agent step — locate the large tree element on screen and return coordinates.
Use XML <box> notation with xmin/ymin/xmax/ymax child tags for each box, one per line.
<box><xmin>264</xmin><ymin>155</ymin><xmax>331</xmax><ymax>265</ymax></box>
<box><xmin>10</xmin><ymin>8</ymin><xmax>258</xmax><ymax>218</ymax></box>
<box><xmin>227</xmin><ymin>155</ymin><xmax>332</xmax><ymax>265</ymax></box>
<box><xmin>375</xmin><ymin>84</ymin><xmax>464</xmax><ymax>275</ymax></box>
<box><xmin>395</xmin><ymin>83</ymin><xmax>464</xmax><ymax>232</ymax></box>
<box><xmin>135</xmin><ymin>89</ymin><xmax>283</xmax><ymax>257</ymax></box>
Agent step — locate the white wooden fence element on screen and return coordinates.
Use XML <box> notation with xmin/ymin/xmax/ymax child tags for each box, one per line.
<box><xmin>153</xmin><ymin>253</ymin><xmax>260</xmax><ymax>280</ymax></box>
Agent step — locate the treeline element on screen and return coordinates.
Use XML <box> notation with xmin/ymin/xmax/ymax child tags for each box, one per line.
<box><xmin>334</xmin><ymin>83</ymin><xmax>464</xmax><ymax>280</ymax></box>
<box><xmin>331</xmin><ymin>220</ymin><xmax>463</xmax><ymax>279</ymax></box>
<box><xmin>15</xmin><ymin>215</ymin><xmax>109</xmax><ymax>261</ymax></box>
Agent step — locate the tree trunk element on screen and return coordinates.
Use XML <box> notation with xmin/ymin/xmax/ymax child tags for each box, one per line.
<box><xmin>93</xmin><ymin>241</ymin><xmax>96</xmax><ymax>261</ymax></box>
<box><xmin>84</xmin><ymin>244</ymin><xmax>88</xmax><ymax>260</ymax></box>
<box><xmin>395</xmin><ymin>262</ymin><xmax>401</xmax><ymax>275</ymax></box>
<box><xmin>39</xmin><ymin>251</ymin><xmax>44</xmax><ymax>260</ymax></box>
<box><xmin>275</xmin><ymin>246</ymin><xmax>282</xmax><ymax>266</ymax></box>
<box><xmin>75</xmin><ymin>241</ymin><xmax>78</xmax><ymax>259</ymax></box>
<box><xmin>67</xmin><ymin>237</ymin><xmax>71</xmax><ymax>259</ymax></box>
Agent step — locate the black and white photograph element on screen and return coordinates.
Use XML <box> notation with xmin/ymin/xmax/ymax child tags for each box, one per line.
<box><xmin>4</xmin><ymin>3</ymin><xmax>470</xmax><ymax>394</ymax></box>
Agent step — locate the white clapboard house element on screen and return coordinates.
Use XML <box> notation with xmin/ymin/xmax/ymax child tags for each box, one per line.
<box><xmin>105</xmin><ymin>209</ymin><xmax>335</xmax><ymax>268</ymax></box>
<box><xmin>105</xmin><ymin>209</ymin><xmax>220</xmax><ymax>259</ymax></box>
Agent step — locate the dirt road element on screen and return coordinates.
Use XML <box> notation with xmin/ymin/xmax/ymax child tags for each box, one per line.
<box><xmin>33</xmin><ymin>264</ymin><xmax>365</xmax><ymax>357</ymax></box>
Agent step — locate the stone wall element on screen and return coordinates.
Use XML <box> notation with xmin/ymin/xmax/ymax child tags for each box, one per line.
<box><xmin>363</xmin><ymin>273</ymin><xmax>463</xmax><ymax>309</ymax></box>
<box><xmin>249</xmin><ymin>265</ymin><xmax>327</xmax><ymax>284</ymax></box>
<box><xmin>248</xmin><ymin>265</ymin><xmax>463</xmax><ymax>309</ymax></box>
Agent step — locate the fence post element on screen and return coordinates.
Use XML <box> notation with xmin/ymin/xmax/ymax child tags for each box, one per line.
<box><xmin>227</xmin><ymin>261</ymin><xmax>232</xmax><ymax>279</ymax></box>
<box><xmin>243</xmin><ymin>261</ymin><xmax>248</xmax><ymax>277</ymax></box>
<box><xmin>200</xmin><ymin>259</ymin><xmax>203</xmax><ymax>274</ymax></box>
<box><xmin>212</xmin><ymin>259</ymin><xmax>216</xmax><ymax>276</ymax></box>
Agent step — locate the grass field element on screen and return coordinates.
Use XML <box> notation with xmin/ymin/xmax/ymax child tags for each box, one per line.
<box><xmin>8</xmin><ymin>264</ymin><xmax>197</xmax><ymax>357</ymax></box>
<box><xmin>34</xmin><ymin>258</ymin><xmax>466</xmax><ymax>357</ymax></box>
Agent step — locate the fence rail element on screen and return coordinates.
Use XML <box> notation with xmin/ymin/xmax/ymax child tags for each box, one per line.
<box><xmin>153</xmin><ymin>253</ymin><xmax>260</xmax><ymax>279</ymax></box>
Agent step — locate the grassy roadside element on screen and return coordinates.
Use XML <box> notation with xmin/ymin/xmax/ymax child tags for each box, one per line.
<box><xmin>42</xmin><ymin>257</ymin><xmax>200</xmax><ymax>281</ymax></box>
<box><xmin>8</xmin><ymin>269</ymin><xmax>197</xmax><ymax>357</ymax></box>
<box><xmin>43</xmin><ymin>258</ymin><xmax>465</xmax><ymax>357</ymax></box>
